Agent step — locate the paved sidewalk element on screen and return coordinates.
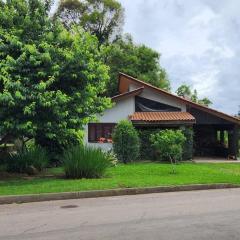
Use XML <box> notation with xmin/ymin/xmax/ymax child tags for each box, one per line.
<box><xmin>193</xmin><ymin>157</ymin><xmax>240</xmax><ymax>163</ymax></box>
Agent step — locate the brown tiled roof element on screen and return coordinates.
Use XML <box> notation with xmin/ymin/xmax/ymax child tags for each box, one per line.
<box><xmin>111</xmin><ymin>87</ymin><xmax>144</xmax><ymax>101</ymax></box>
<box><xmin>129</xmin><ymin>112</ymin><xmax>196</xmax><ymax>123</ymax></box>
<box><xmin>119</xmin><ymin>73</ymin><xmax>240</xmax><ymax>125</ymax></box>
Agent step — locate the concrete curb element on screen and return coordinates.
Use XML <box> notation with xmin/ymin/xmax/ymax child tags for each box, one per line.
<box><xmin>0</xmin><ymin>183</ymin><xmax>239</xmax><ymax>205</ymax></box>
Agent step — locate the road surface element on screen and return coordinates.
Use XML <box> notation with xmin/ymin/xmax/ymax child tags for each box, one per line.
<box><xmin>1</xmin><ymin>189</ymin><xmax>240</xmax><ymax>240</ymax></box>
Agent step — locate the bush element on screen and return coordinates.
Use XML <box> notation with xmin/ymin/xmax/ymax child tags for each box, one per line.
<box><xmin>181</xmin><ymin>127</ymin><xmax>194</xmax><ymax>160</ymax></box>
<box><xmin>7</xmin><ymin>146</ymin><xmax>49</xmax><ymax>174</ymax></box>
<box><xmin>63</xmin><ymin>145</ymin><xmax>111</xmax><ymax>179</ymax></box>
<box><xmin>150</xmin><ymin>129</ymin><xmax>186</xmax><ymax>163</ymax></box>
<box><xmin>112</xmin><ymin>120</ymin><xmax>140</xmax><ymax>163</ymax></box>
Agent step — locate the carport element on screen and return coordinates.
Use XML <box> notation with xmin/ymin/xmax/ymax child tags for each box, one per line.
<box><xmin>188</xmin><ymin>106</ymin><xmax>239</xmax><ymax>159</ymax></box>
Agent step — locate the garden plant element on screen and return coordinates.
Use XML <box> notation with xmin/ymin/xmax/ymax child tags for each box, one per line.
<box><xmin>112</xmin><ymin>120</ymin><xmax>140</xmax><ymax>164</ymax></box>
<box><xmin>63</xmin><ymin>145</ymin><xmax>114</xmax><ymax>179</ymax></box>
<box><xmin>150</xmin><ymin>129</ymin><xmax>186</xmax><ymax>173</ymax></box>
<box><xmin>7</xmin><ymin>145</ymin><xmax>49</xmax><ymax>175</ymax></box>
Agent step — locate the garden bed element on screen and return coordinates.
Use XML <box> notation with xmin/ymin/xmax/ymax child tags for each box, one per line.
<box><xmin>1</xmin><ymin>162</ymin><xmax>240</xmax><ymax>196</ymax></box>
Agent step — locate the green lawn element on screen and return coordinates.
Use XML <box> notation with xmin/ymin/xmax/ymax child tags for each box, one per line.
<box><xmin>1</xmin><ymin>162</ymin><xmax>240</xmax><ymax>196</ymax></box>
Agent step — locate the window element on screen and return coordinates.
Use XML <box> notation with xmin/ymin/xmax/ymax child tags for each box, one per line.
<box><xmin>88</xmin><ymin>123</ymin><xmax>116</xmax><ymax>143</ymax></box>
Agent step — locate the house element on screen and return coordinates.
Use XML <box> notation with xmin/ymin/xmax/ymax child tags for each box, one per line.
<box><xmin>84</xmin><ymin>73</ymin><xmax>240</xmax><ymax>159</ymax></box>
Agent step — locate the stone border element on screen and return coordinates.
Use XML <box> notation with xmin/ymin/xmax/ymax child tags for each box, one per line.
<box><xmin>0</xmin><ymin>183</ymin><xmax>239</xmax><ymax>205</ymax></box>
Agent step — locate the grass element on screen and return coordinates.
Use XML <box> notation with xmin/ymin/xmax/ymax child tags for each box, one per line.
<box><xmin>1</xmin><ymin>162</ymin><xmax>240</xmax><ymax>196</ymax></box>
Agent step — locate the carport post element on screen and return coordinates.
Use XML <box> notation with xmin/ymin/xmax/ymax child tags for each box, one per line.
<box><xmin>228</xmin><ymin>125</ymin><xmax>239</xmax><ymax>158</ymax></box>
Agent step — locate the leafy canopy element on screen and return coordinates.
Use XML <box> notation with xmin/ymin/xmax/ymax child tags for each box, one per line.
<box><xmin>54</xmin><ymin>0</ymin><xmax>124</xmax><ymax>44</ymax></box>
<box><xmin>105</xmin><ymin>34</ymin><xmax>171</xmax><ymax>96</ymax></box>
<box><xmin>0</xmin><ymin>0</ymin><xmax>111</xmax><ymax>153</ymax></box>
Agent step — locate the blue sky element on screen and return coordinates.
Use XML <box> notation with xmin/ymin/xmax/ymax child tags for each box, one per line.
<box><xmin>119</xmin><ymin>0</ymin><xmax>240</xmax><ymax>114</ymax></box>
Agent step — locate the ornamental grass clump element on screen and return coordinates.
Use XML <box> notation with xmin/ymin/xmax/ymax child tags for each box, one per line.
<box><xmin>63</xmin><ymin>145</ymin><xmax>112</xmax><ymax>179</ymax></box>
<box><xmin>7</xmin><ymin>145</ymin><xmax>49</xmax><ymax>175</ymax></box>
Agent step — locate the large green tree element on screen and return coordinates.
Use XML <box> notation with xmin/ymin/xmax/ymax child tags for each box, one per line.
<box><xmin>176</xmin><ymin>84</ymin><xmax>212</xmax><ymax>107</ymax></box>
<box><xmin>54</xmin><ymin>0</ymin><xmax>124</xmax><ymax>44</ymax></box>
<box><xmin>0</xmin><ymin>0</ymin><xmax>111</xmax><ymax>153</ymax></box>
<box><xmin>105</xmin><ymin>35</ymin><xmax>171</xmax><ymax>96</ymax></box>
<box><xmin>55</xmin><ymin>2</ymin><xmax>170</xmax><ymax>96</ymax></box>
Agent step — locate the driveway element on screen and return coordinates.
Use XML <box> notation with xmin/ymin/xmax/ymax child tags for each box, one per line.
<box><xmin>1</xmin><ymin>189</ymin><xmax>240</xmax><ymax>240</ymax></box>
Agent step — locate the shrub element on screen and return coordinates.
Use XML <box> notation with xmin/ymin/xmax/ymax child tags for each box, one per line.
<box><xmin>150</xmin><ymin>129</ymin><xmax>186</xmax><ymax>163</ymax></box>
<box><xmin>112</xmin><ymin>120</ymin><xmax>140</xmax><ymax>163</ymax></box>
<box><xmin>181</xmin><ymin>127</ymin><xmax>194</xmax><ymax>160</ymax></box>
<box><xmin>63</xmin><ymin>145</ymin><xmax>111</xmax><ymax>179</ymax></box>
<box><xmin>7</xmin><ymin>146</ymin><xmax>49</xmax><ymax>174</ymax></box>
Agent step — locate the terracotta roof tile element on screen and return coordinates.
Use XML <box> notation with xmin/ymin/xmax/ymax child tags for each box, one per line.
<box><xmin>129</xmin><ymin>112</ymin><xmax>196</xmax><ymax>123</ymax></box>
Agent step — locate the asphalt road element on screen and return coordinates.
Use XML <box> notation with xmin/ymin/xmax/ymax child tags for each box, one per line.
<box><xmin>1</xmin><ymin>189</ymin><xmax>240</xmax><ymax>240</ymax></box>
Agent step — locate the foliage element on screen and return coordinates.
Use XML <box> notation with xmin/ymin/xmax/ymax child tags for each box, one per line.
<box><xmin>7</xmin><ymin>145</ymin><xmax>49</xmax><ymax>174</ymax></box>
<box><xmin>54</xmin><ymin>0</ymin><xmax>124</xmax><ymax>44</ymax></box>
<box><xmin>150</xmin><ymin>129</ymin><xmax>186</xmax><ymax>163</ymax></box>
<box><xmin>63</xmin><ymin>145</ymin><xmax>111</xmax><ymax>179</ymax></box>
<box><xmin>0</xmin><ymin>0</ymin><xmax>111</xmax><ymax>154</ymax></box>
<box><xmin>198</xmin><ymin>98</ymin><xmax>213</xmax><ymax>107</ymax></box>
<box><xmin>176</xmin><ymin>85</ymin><xmax>191</xmax><ymax>98</ymax></box>
<box><xmin>137</xmin><ymin>129</ymin><xmax>159</xmax><ymax>160</ymax></box>
<box><xmin>135</xmin><ymin>128</ymin><xmax>193</xmax><ymax>161</ymax></box>
<box><xmin>176</xmin><ymin>84</ymin><xmax>212</xmax><ymax>106</ymax></box>
<box><xmin>181</xmin><ymin>127</ymin><xmax>194</xmax><ymax>160</ymax></box>
<box><xmin>112</xmin><ymin>120</ymin><xmax>140</xmax><ymax>163</ymax></box>
<box><xmin>105</xmin><ymin>34</ymin><xmax>171</xmax><ymax>96</ymax></box>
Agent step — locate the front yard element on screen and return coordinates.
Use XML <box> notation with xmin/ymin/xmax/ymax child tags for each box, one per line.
<box><xmin>1</xmin><ymin>162</ymin><xmax>240</xmax><ymax>196</ymax></box>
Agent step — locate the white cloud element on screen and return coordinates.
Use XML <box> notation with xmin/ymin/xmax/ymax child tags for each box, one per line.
<box><xmin>120</xmin><ymin>0</ymin><xmax>240</xmax><ymax>114</ymax></box>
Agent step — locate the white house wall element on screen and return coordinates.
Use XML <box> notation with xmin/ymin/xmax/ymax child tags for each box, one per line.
<box><xmin>97</xmin><ymin>96</ymin><xmax>135</xmax><ymax>122</ymax></box>
<box><xmin>84</xmin><ymin>96</ymin><xmax>135</xmax><ymax>151</ymax></box>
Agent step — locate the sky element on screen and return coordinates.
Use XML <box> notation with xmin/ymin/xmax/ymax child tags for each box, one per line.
<box><xmin>119</xmin><ymin>0</ymin><xmax>240</xmax><ymax>114</ymax></box>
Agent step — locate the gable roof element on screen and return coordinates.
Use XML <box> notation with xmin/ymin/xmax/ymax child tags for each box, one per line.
<box><xmin>111</xmin><ymin>87</ymin><xmax>144</xmax><ymax>102</ymax></box>
<box><xmin>129</xmin><ymin>112</ymin><xmax>196</xmax><ymax>124</ymax></box>
<box><xmin>118</xmin><ymin>73</ymin><xmax>240</xmax><ymax>125</ymax></box>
